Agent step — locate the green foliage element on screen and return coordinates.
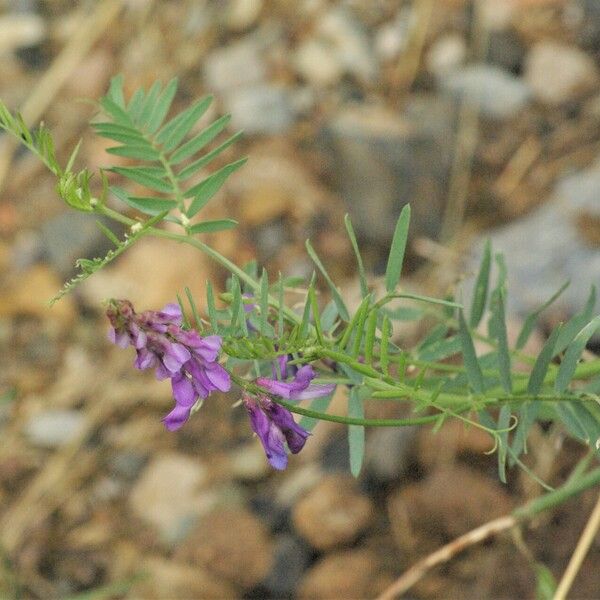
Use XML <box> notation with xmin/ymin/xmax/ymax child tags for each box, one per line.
<box><xmin>4</xmin><ymin>76</ymin><xmax>600</xmax><ymax>490</ymax></box>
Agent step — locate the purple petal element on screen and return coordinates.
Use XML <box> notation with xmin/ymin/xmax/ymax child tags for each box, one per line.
<box><xmin>162</xmin><ymin>404</ymin><xmax>192</xmax><ymax>431</ymax></box>
<box><xmin>204</xmin><ymin>363</ymin><xmax>231</xmax><ymax>392</ymax></box>
<box><xmin>245</xmin><ymin>397</ymin><xmax>288</xmax><ymax>470</ymax></box>
<box><xmin>292</xmin><ymin>365</ymin><xmax>315</xmax><ymax>388</ymax></box>
<box><xmin>129</xmin><ymin>323</ymin><xmax>147</xmax><ymax>349</ymax></box>
<box><xmin>193</xmin><ymin>335</ymin><xmax>222</xmax><ymax>362</ymax></box>
<box><xmin>292</xmin><ymin>383</ymin><xmax>336</xmax><ymax>400</ymax></box>
<box><xmin>268</xmin><ymin>403</ymin><xmax>310</xmax><ymax>454</ymax></box>
<box><xmin>173</xmin><ymin>328</ymin><xmax>204</xmax><ymax>348</ymax></box>
<box><xmin>159</xmin><ymin>302</ymin><xmax>182</xmax><ymax>323</ymax></box>
<box><xmin>155</xmin><ymin>361</ymin><xmax>171</xmax><ymax>380</ymax></box>
<box><xmin>135</xmin><ymin>348</ymin><xmax>157</xmax><ymax>370</ymax></box>
<box><xmin>108</xmin><ymin>327</ymin><xmax>130</xmax><ymax>349</ymax></box>
<box><xmin>162</xmin><ymin>342</ymin><xmax>192</xmax><ymax>373</ymax></box>
<box><xmin>171</xmin><ymin>373</ymin><xmax>196</xmax><ymax>407</ymax></box>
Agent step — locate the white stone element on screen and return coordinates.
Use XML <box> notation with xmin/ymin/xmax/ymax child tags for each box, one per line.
<box><xmin>204</xmin><ymin>38</ymin><xmax>267</xmax><ymax>93</ymax></box>
<box><xmin>440</xmin><ymin>64</ymin><xmax>530</xmax><ymax>119</ymax></box>
<box><xmin>525</xmin><ymin>41</ymin><xmax>598</xmax><ymax>105</ymax></box>
<box><xmin>225</xmin><ymin>84</ymin><xmax>296</xmax><ymax>134</ymax></box>
<box><xmin>225</xmin><ymin>0</ymin><xmax>263</xmax><ymax>31</ymax></box>
<box><xmin>293</xmin><ymin>39</ymin><xmax>344</xmax><ymax>86</ymax></box>
<box><xmin>317</xmin><ymin>7</ymin><xmax>377</xmax><ymax>82</ymax></box>
<box><xmin>0</xmin><ymin>14</ymin><xmax>46</xmax><ymax>54</ymax></box>
<box><xmin>25</xmin><ymin>409</ymin><xmax>85</xmax><ymax>448</ymax></box>
<box><xmin>129</xmin><ymin>453</ymin><xmax>212</xmax><ymax>543</ymax></box>
<box><xmin>426</xmin><ymin>33</ymin><xmax>467</xmax><ymax>76</ymax></box>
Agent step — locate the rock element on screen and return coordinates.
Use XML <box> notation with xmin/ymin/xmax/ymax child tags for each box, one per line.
<box><xmin>0</xmin><ymin>264</ymin><xmax>76</xmax><ymax>327</ymax></box>
<box><xmin>275</xmin><ymin>463</ymin><xmax>323</xmax><ymax>507</ymax></box>
<box><xmin>417</xmin><ymin>419</ymin><xmax>494</xmax><ymax>470</ymax></box>
<box><xmin>321</xmin><ymin>97</ymin><xmax>455</xmax><ymax>247</ymax></box>
<box><xmin>465</xmin><ymin>162</ymin><xmax>600</xmax><ymax>317</ymax></box>
<box><xmin>439</xmin><ymin>64</ymin><xmax>530</xmax><ymax>119</ymax></box>
<box><xmin>525</xmin><ymin>41</ymin><xmax>598</xmax><ymax>105</ymax></box>
<box><xmin>109</xmin><ymin>452</ymin><xmax>147</xmax><ymax>481</ymax></box>
<box><xmin>128</xmin><ymin>453</ymin><xmax>210</xmax><ymax>544</ymax></box>
<box><xmin>40</xmin><ymin>212</ymin><xmax>113</xmax><ymax>276</ymax></box>
<box><xmin>132</xmin><ymin>556</ymin><xmax>238</xmax><ymax>599</ymax></box>
<box><xmin>364</xmin><ymin>426</ymin><xmax>418</xmax><ymax>483</ymax></box>
<box><xmin>292</xmin><ymin>474</ymin><xmax>374</xmax><ymax>549</ymax></box>
<box><xmin>263</xmin><ymin>534</ymin><xmax>312</xmax><ymax>597</ymax></box>
<box><xmin>177</xmin><ymin>508</ymin><xmax>273</xmax><ymax>589</ymax></box>
<box><xmin>309</xmin><ymin>6</ymin><xmax>377</xmax><ymax>84</ymax></box>
<box><xmin>24</xmin><ymin>409</ymin><xmax>85</xmax><ymax>448</ymax></box>
<box><xmin>228</xmin><ymin>441</ymin><xmax>272</xmax><ymax>481</ymax></box>
<box><xmin>388</xmin><ymin>465</ymin><xmax>513</xmax><ymax>548</ymax></box>
<box><xmin>10</xmin><ymin>229</ymin><xmax>44</xmax><ymax>270</ymax></box>
<box><xmin>374</xmin><ymin>11</ymin><xmax>411</xmax><ymax>61</ymax></box>
<box><xmin>426</xmin><ymin>33</ymin><xmax>467</xmax><ymax>76</ymax></box>
<box><xmin>226</xmin><ymin>84</ymin><xmax>296</xmax><ymax>134</ymax></box>
<box><xmin>224</xmin><ymin>0</ymin><xmax>263</xmax><ymax>31</ymax></box>
<box><xmin>297</xmin><ymin>549</ymin><xmax>383</xmax><ymax>599</ymax></box>
<box><xmin>293</xmin><ymin>39</ymin><xmax>345</xmax><ymax>86</ymax></box>
<box><xmin>0</xmin><ymin>13</ymin><xmax>46</xmax><ymax>54</ymax></box>
<box><xmin>487</xmin><ymin>29</ymin><xmax>525</xmax><ymax>74</ymax></box>
<box><xmin>203</xmin><ymin>37</ymin><xmax>267</xmax><ymax>93</ymax></box>
<box><xmin>80</xmin><ymin>236</ymin><xmax>209</xmax><ymax>311</ymax></box>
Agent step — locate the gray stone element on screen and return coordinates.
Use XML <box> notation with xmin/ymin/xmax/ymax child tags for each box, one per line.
<box><xmin>439</xmin><ymin>64</ymin><xmax>530</xmax><ymax>119</ymax></box>
<box><xmin>320</xmin><ymin>97</ymin><xmax>456</xmax><ymax>248</ymax></box>
<box><xmin>364</xmin><ymin>426</ymin><xmax>417</xmax><ymax>483</ymax></box>
<box><xmin>25</xmin><ymin>409</ymin><xmax>85</xmax><ymax>448</ymax></box>
<box><xmin>263</xmin><ymin>535</ymin><xmax>312</xmax><ymax>597</ymax></box>
<box><xmin>203</xmin><ymin>37</ymin><xmax>267</xmax><ymax>93</ymax></box>
<box><xmin>225</xmin><ymin>84</ymin><xmax>296</xmax><ymax>134</ymax></box>
<box><xmin>316</xmin><ymin>7</ymin><xmax>377</xmax><ymax>83</ymax></box>
<box><xmin>525</xmin><ymin>41</ymin><xmax>598</xmax><ymax>105</ymax></box>
<box><xmin>40</xmin><ymin>212</ymin><xmax>113</xmax><ymax>276</ymax></box>
<box><xmin>465</xmin><ymin>161</ymin><xmax>600</xmax><ymax>318</ymax></box>
<box><xmin>487</xmin><ymin>29</ymin><xmax>525</xmax><ymax>73</ymax></box>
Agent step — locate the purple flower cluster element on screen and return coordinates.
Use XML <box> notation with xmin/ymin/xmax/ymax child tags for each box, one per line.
<box><xmin>106</xmin><ymin>299</ymin><xmax>230</xmax><ymax>430</ymax></box>
<box><xmin>244</xmin><ymin>357</ymin><xmax>335</xmax><ymax>470</ymax></box>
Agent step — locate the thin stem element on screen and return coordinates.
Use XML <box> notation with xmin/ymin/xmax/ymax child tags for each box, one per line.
<box><xmin>379</xmin><ymin>467</ymin><xmax>600</xmax><ymax>599</ymax></box>
<box><xmin>553</xmin><ymin>492</ymin><xmax>600</xmax><ymax>600</ymax></box>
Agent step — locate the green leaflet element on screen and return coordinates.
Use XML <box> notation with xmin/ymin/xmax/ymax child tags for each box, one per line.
<box><xmin>516</xmin><ymin>280</ymin><xmax>569</xmax><ymax>350</ymax></box>
<box><xmin>348</xmin><ymin>387</ymin><xmax>367</xmax><ymax>477</ymax></box>
<box><xmin>470</xmin><ymin>239</ymin><xmax>492</xmax><ymax>328</ymax></box>
<box><xmin>458</xmin><ymin>311</ymin><xmax>484</xmax><ymax>394</ymax></box>
<box><xmin>385</xmin><ymin>204</ymin><xmax>411</xmax><ymax>293</ymax></box>
<box><xmin>156</xmin><ymin>95</ymin><xmax>214</xmax><ymax>151</ymax></box>
<box><xmin>305</xmin><ymin>240</ymin><xmax>349</xmax><ymax>321</ymax></box>
<box><xmin>344</xmin><ymin>214</ymin><xmax>368</xmax><ymax>298</ymax></box>
<box><xmin>555</xmin><ymin>316</ymin><xmax>600</xmax><ymax>394</ymax></box>
<box><xmin>171</xmin><ymin>114</ymin><xmax>232</xmax><ymax>166</ymax></box>
<box><xmin>188</xmin><ymin>219</ymin><xmax>238</xmax><ymax>234</ymax></box>
<box><xmin>527</xmin><ymin>325</ymin><xmax>562</xmax><ymax>395</ymax></box>
<box><xmin>186</xmin><ymin>158</ymin><xmax>247</xmax><ymax>217</ymax></box>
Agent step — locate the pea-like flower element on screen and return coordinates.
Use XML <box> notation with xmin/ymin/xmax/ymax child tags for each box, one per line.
<box><xmin>243</xmin><ymin>394</ymin><xmax>310</xmax><ymax>470</ymax></box>
<box><xmin>106</xmin><ymin>299</ymin><xmax>230</xmax><ymax>430</ymax></box>
<box><xmin>245</xmin><ymin>356</ymin><xmax>335</xmax><ymax>469</ymax></box>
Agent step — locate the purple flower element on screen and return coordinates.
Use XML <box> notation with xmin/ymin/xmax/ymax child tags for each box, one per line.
<box><xmin>257</xmin><ymin>360</ymin><xmax>335</xmax><ymax>401</ymax></box>
<box><xmin>244</xmin><ymin>394</ymin><xmax>310</xmax><ymax>470</ymax></box>
<box><xmin>106</xmin><ymin>299</ymin><xmax>230</xmax><ymax>431</ymax></box>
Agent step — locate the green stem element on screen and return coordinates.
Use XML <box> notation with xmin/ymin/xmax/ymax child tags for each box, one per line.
<box><xmin>513</xmin><ymin>467</ymin><xmax>600</xmax><ymax>521</ymax></box>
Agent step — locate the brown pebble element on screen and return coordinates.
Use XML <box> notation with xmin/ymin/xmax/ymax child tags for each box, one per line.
<box><xmin>292</xmin><ymin>474</ymin><xmax>374</xmax><ymax>550</ymax></box>
<box><xmin>388</xmin><ymin>465</ymin><xmax>513</xmax><ymax>551</ymax></box>
<box><xmin>177</xmin><ymin>508</ymin><xmax>273</xmax><ymax>590</ymax></box>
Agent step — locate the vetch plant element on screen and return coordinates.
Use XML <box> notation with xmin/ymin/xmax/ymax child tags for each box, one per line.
<box><xmin>3</xmin><ymin>76</ymin><xmax>600</xmax><ymax>596</ymax></box>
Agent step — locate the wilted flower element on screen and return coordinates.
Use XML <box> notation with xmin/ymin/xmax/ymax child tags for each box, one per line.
<box><xmin>106</xmin><ymin>299</ymin><xmax>230</xmax><ymax>430</ymax></box>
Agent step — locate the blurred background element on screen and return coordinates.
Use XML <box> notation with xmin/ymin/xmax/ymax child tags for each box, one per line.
<box><xmin>1</xmin><ymin>0</ymin><xmax>600</xmax><ymax>598</ymax></box>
